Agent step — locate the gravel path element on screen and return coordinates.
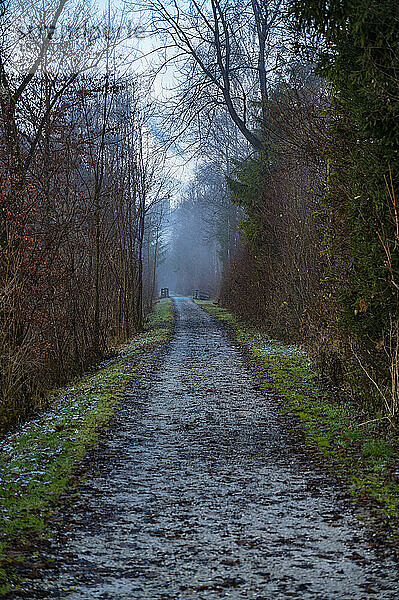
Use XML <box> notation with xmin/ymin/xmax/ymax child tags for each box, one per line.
<box><xmin>19</xmin><ymin>297</ymin><xmax>399</xmax><ymax>599</ymax></box>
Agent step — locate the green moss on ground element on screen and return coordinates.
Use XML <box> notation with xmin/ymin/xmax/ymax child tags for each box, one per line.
<box><xmin>0</xmin><ymin>299</ymin><xmax>173</xmax><ymax>593</ymax></box>
<box><xmin>197</xmin><ymin>300</ymin><xmax>399</xmax><ymax>528</ymax></box>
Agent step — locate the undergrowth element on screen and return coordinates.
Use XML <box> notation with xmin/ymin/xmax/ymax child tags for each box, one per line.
<box><xmin>0</xmin><ymin>299</ymin><xmax>173</xmax><ymax>594</ymax></box>
<box><xmin>197</xmin><ymin>300</ymin><xmax>399</xmax><ymax>532</ymax></box>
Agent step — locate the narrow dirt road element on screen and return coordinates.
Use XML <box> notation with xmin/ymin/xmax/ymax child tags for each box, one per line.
<box><xmin>20</xmin><ymin>298</ymin><xmax>398</xmax><ymax>599</ymax></box>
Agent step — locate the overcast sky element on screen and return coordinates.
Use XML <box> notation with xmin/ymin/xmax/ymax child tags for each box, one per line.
<box><xmin>104</xmin><ymin>1</ymin><xmax>195</xmax><ymax>183</ymax></box>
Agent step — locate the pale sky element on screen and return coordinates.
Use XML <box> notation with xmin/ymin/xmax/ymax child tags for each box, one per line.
<box><xmin>92</xmin><ymin>0</ymin><xmax>196</xmax><ymax>193</ymax></box>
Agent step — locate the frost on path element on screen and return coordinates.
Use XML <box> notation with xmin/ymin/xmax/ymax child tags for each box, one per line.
<box><xmin>19</xmin><ymin>298</ymin><xmax>399</xmax><ymax>599</ymax></box>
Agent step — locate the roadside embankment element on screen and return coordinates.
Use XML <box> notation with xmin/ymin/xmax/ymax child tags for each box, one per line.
<box><xmin>197</xmin><ymin>300</ymin><xmax>399</xmax><ymax>545</ymax></box>
<box><xmin>0</xmin><ymin>299</ymin><xmax>173</xmax><ymax>593</ymax></box>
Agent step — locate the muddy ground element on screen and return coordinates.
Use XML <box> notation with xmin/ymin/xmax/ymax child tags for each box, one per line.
<box><xmin>14</xmin><ymin>297</ymin><xmax>399</xmax><ymax>599</ymax></box>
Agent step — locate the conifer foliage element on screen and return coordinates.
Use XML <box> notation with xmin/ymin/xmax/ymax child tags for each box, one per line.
<box><xmin>288</xmin><ymin>0</ymin><xmax>399</xmax><ymax>416</ymax></box>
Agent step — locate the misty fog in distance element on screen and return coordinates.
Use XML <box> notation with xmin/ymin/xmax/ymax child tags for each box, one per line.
<box><xmin>157</xmin><ymin>162</ymin><xmax>243</xmax><ymax>299</ymax></box>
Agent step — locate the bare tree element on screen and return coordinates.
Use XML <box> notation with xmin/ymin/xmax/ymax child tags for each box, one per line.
<box><xmin>131</xmin><ymin>0</ymin><xmax>285</xmax><ymax>152</ymax></box>
<box><xmin>0</xmin><ymin>1</ymin><xmax>167</xmax><ymax>429</ymax></box>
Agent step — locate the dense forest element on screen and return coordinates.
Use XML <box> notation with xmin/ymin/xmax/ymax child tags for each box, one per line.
<box><xmin>1</xmin><ymin>0</ymin><xmax>398</xmax><ymax>432</ymax></box>
<box><xmin>0</xmin><ymin>0</ymin><xmax>170</xmax><ymax>432</ymax></box>
<box><xmin>164</xmin><ymin>0</ymin><xmax>399</xmax><ymax>423</ymax></box>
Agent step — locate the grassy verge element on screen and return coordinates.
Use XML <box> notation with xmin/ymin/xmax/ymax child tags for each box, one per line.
<box><xmin>197</xmin><ymin>300</ymin><xmax>399</xmax><ymax>534</ymax></box>
<box><xmin>0</xmin><ymin>299</ymin><xmax>173</xmax><ymax>593</ymax></box>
